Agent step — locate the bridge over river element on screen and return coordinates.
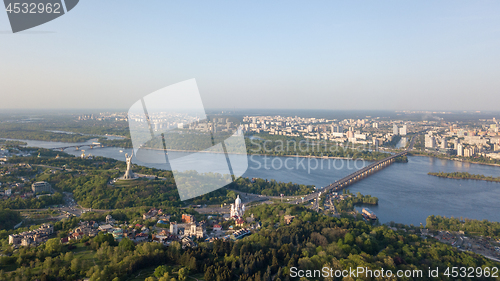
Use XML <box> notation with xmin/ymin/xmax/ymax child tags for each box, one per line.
<box><xmin>53</xmin><ymin>143</ymin><xmax>106</xmax><ymax>151</ymax></box>
<box><xmin>289</xmin><ymin>135</ymin><xmax>416</xmax><ymax>204</ymax></box>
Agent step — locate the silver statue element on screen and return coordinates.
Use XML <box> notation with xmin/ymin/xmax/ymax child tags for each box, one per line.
<box><xmin>123</xmin><ymin>151</ymin><xmax>135</xmax><ymax>179</ymax></box>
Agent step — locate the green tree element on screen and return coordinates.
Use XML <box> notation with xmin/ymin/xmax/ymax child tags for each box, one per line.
<box><xmin>204</xmin><ymin>265</ymin><xmax>216</xmax><ymax>281</ymax></box>
<box><xmin>177</xmin><ymin>267</ymin><xmax>189</xmax><ymax>281</ymax></box>
<box><xmin>45</xmin><ymin>238</ymin><xmax>62</xmax><ymax>255</ymax></box>
<box><xmin>154</xmin><ymin>265</ymin><xmax>168</xmax><ymax>278</ymax></box>
<box><xmin>118</xmin><ymin>237</ymin><xmax>135</xmax><ymax>252</ymax></box>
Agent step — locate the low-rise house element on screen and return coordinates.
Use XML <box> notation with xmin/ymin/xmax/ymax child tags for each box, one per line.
<box><xmin>135</xmin><ymin>233</ymin><xmax>148</xmax><ymax>243</ymax></box>
<box><xmin>236</xmin><ymin>219</ymin><xmax>245</xmax><ymax>227</ymax></box>
<box><xmin>159</xmin><ymin>215</ymin><xmax>170</xmax><ymax>222</ymax></box>
<box><xmin>181</xmin><ymin>236</ymin><xmax>196</xmax><ymax>248</ymax></box>
<box><xmin>71</xmin><ymin>221</ymin><xmax>99</xmax><ymax>238</ymax></box>
<box><xmin>106</xmin><ymin>215</ymin><xmax>116</xmax><ymax>224</ymax></box>
<box><xmin>152</xmin><ymin>234</ymin><xmax>169</xmax><ymax>244</ymax></box>
<box><xmin>98</xmin><ymin>224</ymin><xmax>114</xmax><ymax>232</ymax></box>
<box><xmin>231</xmin><ymin>228</ymin><xmax>251</xmax><ymax>240</ymax></box>
<box><xmin>143</xmin><ymin>208</ymin><xmax>159</xmax><ymax>220</ymax></box>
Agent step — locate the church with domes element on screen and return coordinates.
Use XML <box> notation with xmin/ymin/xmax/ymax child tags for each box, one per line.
<box><xmin>230</xmin><ymin>195</ymin><xmax>245</xmax><ymax>219</ymax></box>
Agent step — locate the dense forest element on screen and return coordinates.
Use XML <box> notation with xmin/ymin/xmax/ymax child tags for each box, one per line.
<box><xmin>0</xmin><ymin>193</ymin><xmax>64</xmax><ymax>210</ymax></box>
<box><xmin>227</xmin><ymin>177</ymin><xmax>314</xmax><ymax>197</ymax></box>
<box><xmin>0</xmin><ymin>118</ymin><xmax>129</xmax><ymax>143</ymax></box>
<box><xmin>0</xmin><ymin>209</ymin><xmax>22</xmax><ymax>230</ymax></box>
<box><xmin>0</xmin><ymin>123</ymin><xmax>92</xmax><ymax>143</ymax></box>
<box><xmin>426</xmin><ymin>215</ymin><xmax>500</xmax><ymax>239</ymax></box>
<box><xmin>428</xmin><ymin>171</ymin><xmax>500</xmax><ymax>183</ymax></box>
<box><xmin>2</xmin><ymin>205</ymin><xmax>499</xmax><ymax>281</ymax></box>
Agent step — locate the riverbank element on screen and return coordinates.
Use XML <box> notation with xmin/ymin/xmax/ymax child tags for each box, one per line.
<box><xmin>409</xmin><ymin>151</ymin><xmax>500</xmax><ymax>167</ymax></box>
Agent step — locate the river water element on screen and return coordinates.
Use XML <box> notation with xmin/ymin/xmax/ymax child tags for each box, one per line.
<box><xmin>6</xmin><ymin>137</ymin><xmax>500</xmax><ymax>226</ymax></box>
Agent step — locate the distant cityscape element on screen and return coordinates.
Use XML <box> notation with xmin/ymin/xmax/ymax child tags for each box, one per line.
<box><xmin>241</xmin><ymin>115</ymin><xmax>500</xmax><ymax>159</ymax></box>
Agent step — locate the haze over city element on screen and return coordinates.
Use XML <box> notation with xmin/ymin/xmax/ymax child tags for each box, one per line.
<box><xmin>1</xmin><ymin>0</ymin><xmax>500</xmax><ymax>110</ymax></box>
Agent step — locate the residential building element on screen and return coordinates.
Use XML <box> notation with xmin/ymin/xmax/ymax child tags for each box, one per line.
<box><xmin>399</xmin><ymin>125</ymin><xmax>407</xmax><ymax>136</ymax></box>
<box><xmin>170</xmin><ymin>222</ymin><xmax>178</xmax><ymax>235</ymax></box>
<box><xmin>182</xmin><ymin>214</ymin><xmax>195</xmax><ymax>223</ymax></box>
<box><xmin>9</xmin><ymin>224</ymin><xmax>54</xmax><ymax>246</ymax></box>
<box><xmin>425</xmin><ymin>134</ymin><xmax>436</xmax><ymax>148</ymax></box>
<box><xmin>31</xmin><ymin>181</ymin><xmax>52</xmax><ymax>194</ymax></box>
<box><xmin>457</xmin><ymin>143</ymin><xmax>464</xmax><ymax>156</ymax></box>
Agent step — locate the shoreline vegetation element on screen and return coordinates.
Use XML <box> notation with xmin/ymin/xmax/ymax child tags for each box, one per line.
<box><xmin>426</xmin><ymin>215</ymin><xmax>500</xmax><ymax>239</ymax></box>
<box><xmin>428</xmin><ymin>171</ymin><xmax>500</xmax><ymax>183</ymax></box>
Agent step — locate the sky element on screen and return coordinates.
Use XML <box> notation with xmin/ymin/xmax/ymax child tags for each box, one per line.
<box><xmin>1</xmin><ymin>0</ymin><xmax>500</xmax><ymax>111</ymax></box>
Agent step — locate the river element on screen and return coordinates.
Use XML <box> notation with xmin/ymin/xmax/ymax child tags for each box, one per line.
<box><xmin>5</xmin><ymin>137</ymin><xmax>500</xmax><ymax>226</ymax></box>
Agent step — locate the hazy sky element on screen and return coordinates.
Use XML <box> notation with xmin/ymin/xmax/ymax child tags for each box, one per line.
<box><xmin>1</xmin><ymin>1</ymin><xmax>500</xmax><ymax>111</ymax></box>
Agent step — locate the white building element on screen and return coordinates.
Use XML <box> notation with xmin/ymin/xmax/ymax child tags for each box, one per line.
<box><xmin>230</xmin><ymin>195</ymin><xmax>245</xmax><ymax>218</ymax></box>
<box><xmin>440</xmin><ymin>138</ymin><xmax>448</xmax><ymax>149</ymax></box>
<box><xmin>170</xmin><ymin>222</ymin><xmax>178</xmax><ymax>235</ymax></box>
<box><xmin>425</xmin><ymin>134</ymin><xmax>436</xmax><ymax>148</ymax></box>
<box><xmin>399</xmin><ymin>125</ymin><xmax>407</xmax><ymax>136</ymax></box>
<box><xmin>457</xmin><ymin>143</ymin><xmax>464</xmax><ymax>156</ymax></box>
<box><xmin>393</xmin><ymin>124</ymin><xmax>399</xmax><ymax>135</ymax></box>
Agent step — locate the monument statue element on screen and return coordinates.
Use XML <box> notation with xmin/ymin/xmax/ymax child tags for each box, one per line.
<box><xmin>123</xmin><ymin>151</ymin><xmax>135</xmax><ymax>179</ymax></box>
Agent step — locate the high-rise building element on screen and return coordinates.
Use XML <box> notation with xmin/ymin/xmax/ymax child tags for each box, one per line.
<box><xmin>331</xmin><ymin>125</ymin><xmax>342</xmax><ymax>133</ymax></box>
<box><xmin>393</xmin><ymin>124</ymin><xmax>399</xmax><ymax>135</ymax></box>
<box><xmin>457</xmin><ymin>143</ymin><xmax>464</xmax><ymax>156</ymax></box>
<box><xmin>399</xmin><ymin>125</ymin><xmax>407</xmax><ymax>136</ymax></box>
<box><xmin>440</xmin><ymin>138</ymin><xmax>448</xmax><ymax>149</ymax></box>
<box><xmin>464</xmin><ymin>147</ymin><xmax>476</xmax><ymax>157</ymax></box>
<box><xmin>372</xmin><ymin>123</ymin><xmax>378</xmax><ymax>129</ymax></box>
<box><xmin>425</xmin><ymin>134</ymin><xmax>436</xmax><ymax>148</ymax></box>
<box><xmin>373</xmin><ymin>139</ymin><xmax>379</xmax><ymax>151</ymax></box>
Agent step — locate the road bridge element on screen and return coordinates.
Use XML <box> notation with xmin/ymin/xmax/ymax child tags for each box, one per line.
<box><xmin>290</xmin><ymin>135</ymin><xmax>416</xmax><ymax>204</ymax></box>
<box><xmin>53</xmin><ymin>143</ymin><xmax>106</xmax><ymax>151</ymax></box>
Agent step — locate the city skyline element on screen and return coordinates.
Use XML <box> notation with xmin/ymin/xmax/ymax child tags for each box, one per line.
<box><xmin>1</xmin><ymin>1</ymin><xmax>500</xmax><ymax>110</ymax></box>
